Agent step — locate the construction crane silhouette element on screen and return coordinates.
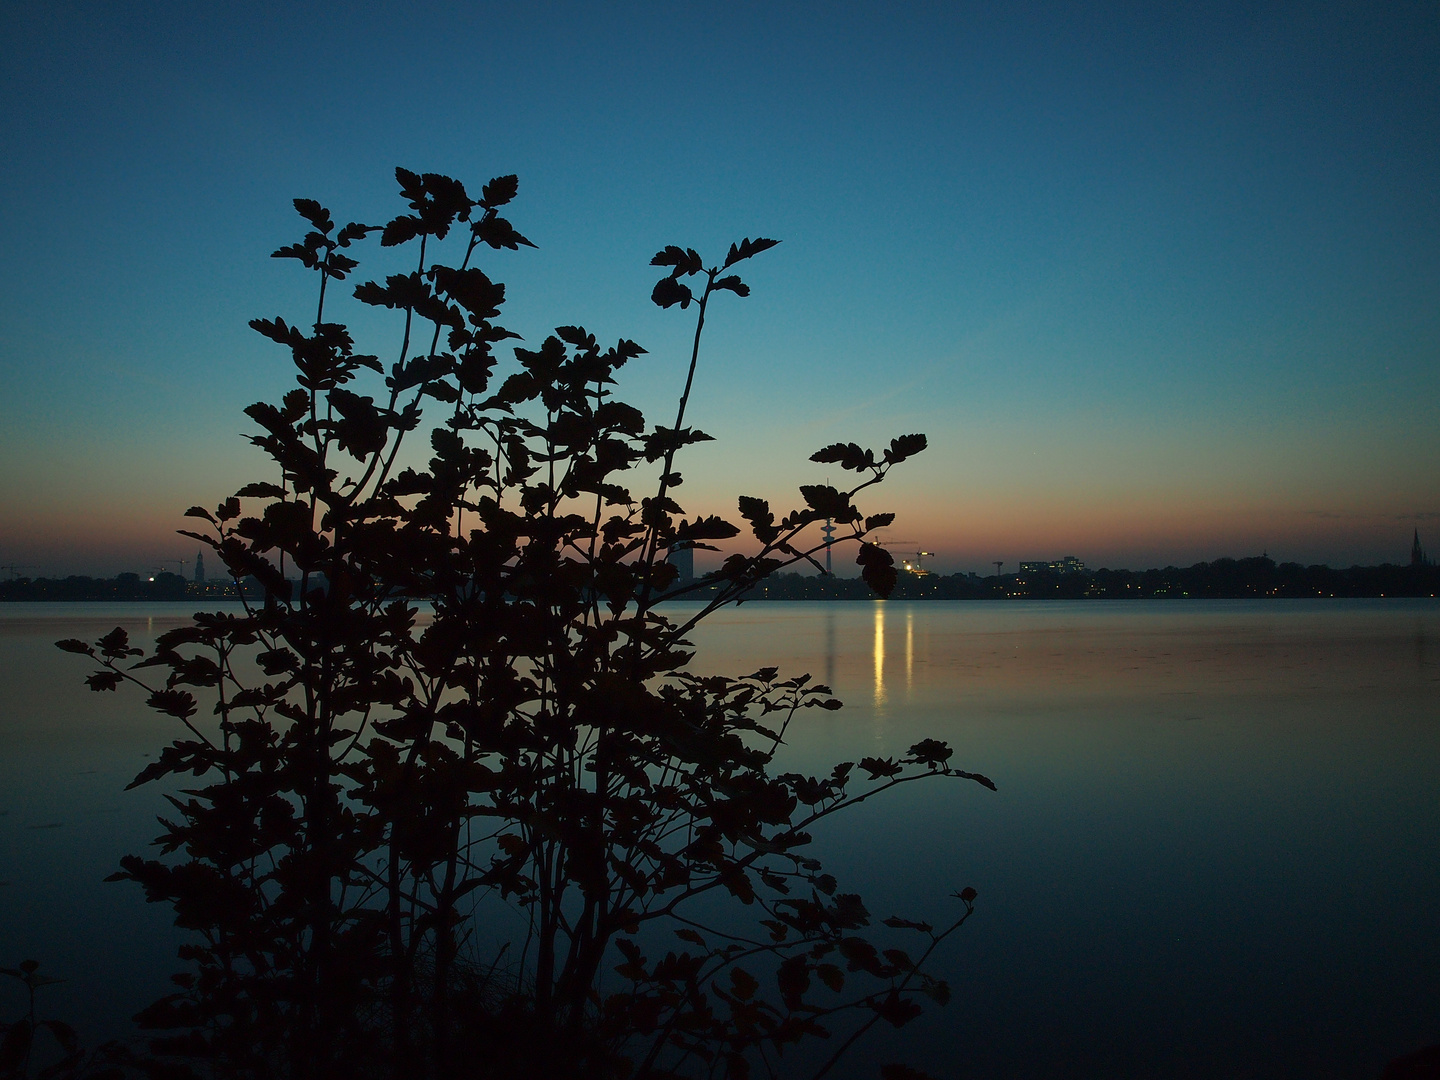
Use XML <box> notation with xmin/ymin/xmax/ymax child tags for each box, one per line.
<box><xmin>150</xmin><ymin>558</ymin><xmax>188</xmax><ymax>581</ymax></box>
<box><xmin>1</xmin><ymin>563</ymin><xmax>37</xmax><ymax>581</ymax></box>
<box><xmin>873</xmin><ymin>539</ymin><xmax>934</xmax><ymax>576</ymax></box>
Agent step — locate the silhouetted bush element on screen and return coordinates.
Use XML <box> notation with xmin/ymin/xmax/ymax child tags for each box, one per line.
<box><xmin>60</xmin><ymin>171</ymin><xmax>989</xmax><ymax>1080</ymax></box>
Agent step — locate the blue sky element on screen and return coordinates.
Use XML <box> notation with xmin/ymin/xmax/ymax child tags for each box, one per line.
<box><xmin>2</xmin><ymin>1</ymin><xmax>1437</xmax><ymax>575</ymax></box>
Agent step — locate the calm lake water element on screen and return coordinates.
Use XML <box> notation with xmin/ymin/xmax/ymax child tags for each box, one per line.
<box><xmin>2</xmin><ymin>599</ymin><xmax>1438</xmax><ymax>1078</ymax></box>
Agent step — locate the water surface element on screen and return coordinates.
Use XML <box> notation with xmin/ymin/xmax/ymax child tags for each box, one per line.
<box><xmin>2</xmin><ymin>600</ymin><xmax>1437</xmax><ymax>1078</ymax></box>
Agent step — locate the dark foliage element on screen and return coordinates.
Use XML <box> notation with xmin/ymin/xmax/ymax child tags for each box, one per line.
<box><xmin>2</xmin><ymin>961</ymin><xmax>77</xmax><ymax>1079</ymax></box>
<box><xmin>59</xmin><ymin>171</ymin><xmax>989</xmax><ymax>1080</ymax></box>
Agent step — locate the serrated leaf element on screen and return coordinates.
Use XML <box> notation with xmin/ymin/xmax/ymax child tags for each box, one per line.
<box><xmin>858</xmin><ymin>755</ymin><xmax>902</xmax><ymax>780</ymax></box>
<box><xmin>730</xmin><ymin>967</ymin><xmax>758</xmax><ymax>1001</ymax></box>
<box><xmin>955</xmin><ymin>771</ymin><xmax>997</xmax><ymax>791</ymax></box>
<box><xmin>474</xmin><ymin>214</ymin><xmax>535</xmax><ymax>250</ymax></box>
<box><xmin>884</xmin><ymin>433</ymin><xmax>928</xmax><ymax>465</ymax></box>
<box><xmin>235</xmin><ymin>483</ymin><xmax>286</xmax><ymax>499</ymax></box>
<box><xmin>810</xmin><ymin>442</ymin><xmax>874</xmax><ymax>471</ymax></box>
<box><xmin>905</xmin><ymin>738</ymin><xmax>953</xmax><ymax>767</ymax></box>
<box><xmin>146</xmin><ymin>689</ymin><xmax>198</xmax><ymax>721</ymax></box>
<box><xmin>722</xmin><ymin>237</ymin><xmax>780</xmax><ymax>268</ymax></box>
<box><xmin>381</xmin><ymin>215</ymin><xmax>422</xmax><ymax>248</ymax></box>
<box><xmin>712</xmin><ymin>274</ymin><xmax>749</xmax><ymax>297</ymax></box>
<box><xmin>674</xmin><ymin>515</ymin><xmax>740</xmax><ymax>542</ymax></box>
<box><xmin>737</xmin><ymin>496</ymin><xmax>779</xmax><ymax>544</ymax></box>
<box><xmin>86</xmin><ymin>671</ymin><xmax>124</xmax><ymax>692</ymax></box>
<box><xmin>857</xmin><ymin>541</ymin><xmax>897</xmax><ymax>598</ymax></box>
<box><xmin>799</xmin><ymin>484</ymin><xmax>856</xmax><ymax>521</ymax></box>
<box><xmin>336</xmin><ymin>221</ymin><xmax>376</xmax><ymax>247</ymax></box>
<box><xmin>651</xmin><ymin>277</ymin><xmax>693</xmax><ymax>309</ymax></box>
<box><xmin>873</xmin><ymin>991</ymin><xmax>923</xmax><ymax>1028</ymax></box>
<box><xmin>481</xmin><ymin>174</ymin><xmax>519</xmax><ymax>207</ymax></box>
<box><xmin>882</xmin><ymin>916</ymin><xmax>934</xmax><ymax>933</ymax></box>
<box><xmin>292</xmin><ymin>198</ymin><xmax>332</xmax><ymax>234</ymax></box>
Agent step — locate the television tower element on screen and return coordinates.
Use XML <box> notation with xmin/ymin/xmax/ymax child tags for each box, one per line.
<box><xmin>821</xmin><ymin>477</ymin><xmax>836</xmax><ymax>575</ymax></box>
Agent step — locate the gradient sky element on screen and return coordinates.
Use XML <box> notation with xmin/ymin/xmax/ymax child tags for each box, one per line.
<box><xmin>2</xmin><ymin>1</ymin><xmax>1437</xmax><ymax>577</ymax></box>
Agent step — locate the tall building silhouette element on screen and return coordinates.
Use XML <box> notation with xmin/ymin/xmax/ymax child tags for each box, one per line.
<box><xmin>194</xmin><ymin>550</ymin><xmax>205</xmax><ymax>583</ymax></box>
<box><xmin>1412</xmin><ymin>529</ymin><xmax>1431</xmax><ymax>568</ymax></box>
<box><xmin>666</xmin><ymin>544</ymin><xmax>694</xmax><ymax>584</ymax></box>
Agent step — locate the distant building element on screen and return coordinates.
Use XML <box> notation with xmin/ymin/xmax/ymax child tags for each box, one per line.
<box><xmin>1413</xmin><ymin>530</ymin><xmax>1433</xmax><ymax>568</ymax></box>
<box><xmin>1018</xmin><ymin>555</ymin><xmax>1086</xmax><ymax>575</ymax></box>
<box><xmin>666</xmin><ymin>544</ymin><xmax>694</xmax><ymax>584</ymax></box>
<box><xmin>194</xmin><ymin>550</ymin><xmax>205</xmax><ymax>583</ymax></box>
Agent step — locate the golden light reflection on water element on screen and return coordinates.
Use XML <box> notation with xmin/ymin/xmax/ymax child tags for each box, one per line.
<box><xmin>872</xmin><ymin>602</ymin><xmax>885</xmax><ymax>708</ymax></box>
<box><xmin>905</xmin><ymin>608</ymin><xmax>914</xmax><ymax>693</ymax></box>
<box><xmin>675</xmin><ymin>601</ymin><xmax>1440</xmax><ymax>747</ymax></box>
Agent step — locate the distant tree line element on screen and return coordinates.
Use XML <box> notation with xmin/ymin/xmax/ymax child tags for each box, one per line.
<box><xmin>0</xmin><ymin>573</ymin><xmax>264</xmax><ymax>602</ymax></box>
<box><xmin>8</xmin><ymin>555</ymin><xmax>1436</xmax><ymax>603</ymax></box>
<box><xmin>1067</xmin><ymin>556</ymin><xmax>1438</xmax><ymax>599</ymax></box>
<box><xmin>719</xmin><ymin>555</ymin><xmax>1440</xmax><ymax>600</ymax></box>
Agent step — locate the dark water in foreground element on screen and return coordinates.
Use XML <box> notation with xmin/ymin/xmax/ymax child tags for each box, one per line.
<box><xmin>2</xmin><ymin>599</ymin><xmax>1438</xmax><ymax>1078</ymax></box>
